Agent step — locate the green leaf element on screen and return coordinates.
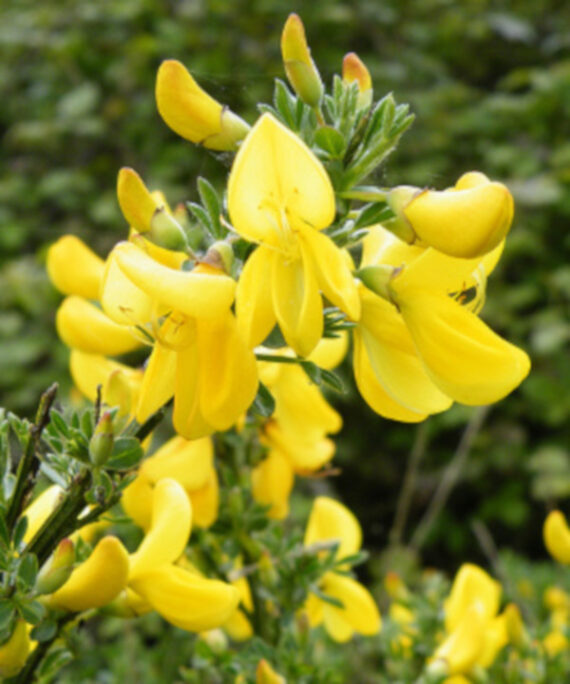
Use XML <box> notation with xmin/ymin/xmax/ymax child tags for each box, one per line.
<box><xmin>197</xmin><ymin>177</ymin><xmax>223</xmax><ymax>239</ymax></box>
<box><xmin>251</xmin><ymin>382</ymin><xmax>275</xmax><ymax>418</ymax></box>
<box><xmin>301</xmin><ymin>362</ymin><xmax>345</xmax><ymax>394</ymax></box>
<box><xmin>30</xmin><ymin>619</ymin><xmax>58</xmax><ymax>642</ymax></box>
<box><xmin>106</xmin><ymin>436</ymin><xmax>144</xmax><ymax>471</ymax></box>
<box><xmin>273</xmin><ymin>79</ymin><xmax>297</xmax><ymax>130</ymax></box>
<box><xmin>353</xmin><ymin>202</ymin><xmax>393</xmax><ymax>230</ymax></box>
<box><xmin>310</xmin><ymin>585</ymin><xmax>344</xmax><ymax>609</ymax></box>
<box><xmin>0</xmin><ymin>512</ymin><xmax>9</xmax><ymax>547</ymax></box>
<box><xmin>187</xmin><ymin>202</ymin><xmax>214</xmax><ymax>238</ymax></box>
<box><xmin>0</xmin><ymin>600</ymin><xmax>15</xmax><ymax>631</ymax></box>
<box><xmin>49</xmin><ymin>410</ymin><xmax>70</xmax><ymax>438</ymax></box>
<box><xmin>16</xmin><ymin>553</ymin><xmax>38</xmax><ymax>591</ymax></box>
<box><xmin>12</xmin><ymin>515</ymin><xmax>28</xmax><ymax>548</ymax></box>
<box><xmin>17</xmin><ymin>598</ymin><xmax>46</xmax><ymax>625</ymax></box>
<box><xmin>37</xmin><ymin>646</ymin><xmax>73</xmax><ymax>681</ymax></box>
<box><xmin>314</xmin><ymin>126</ymin><xmax>346</xmax><ymax>159</ymax></box>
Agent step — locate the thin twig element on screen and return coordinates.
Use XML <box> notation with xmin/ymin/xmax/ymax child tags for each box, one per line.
<box><xmin>389</xmin><ymin>421</ymin><xmax>430</xmax><ymax>547</ymax></box>
<box><xmin>409</xmin><ymin>405</ymin><xmax>491</xmax><ymax>551</ymax></box>
<box><xmin>6</xmin><ymin>384</ymin><xmax>58</xmax><ymax>529</ymax></box>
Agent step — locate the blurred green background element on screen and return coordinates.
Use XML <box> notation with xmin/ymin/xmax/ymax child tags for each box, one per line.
<box><xmin>2</xmin><ymin>0</ymin><xmax>570</xmax><ymax>575</ymax></box>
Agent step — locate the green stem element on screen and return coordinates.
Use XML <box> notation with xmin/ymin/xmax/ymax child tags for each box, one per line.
<box><xmin>409</xmin><ymin>406</ymin><xmax>490</xmax><ymax>551</ymax></box>
<box><xmin>134</xmin><ymin>408</ymin><xmax>165</xmax><ymax>442</ymax></box>
<box><xmin>6</xmin><ymin>384</ymin><xmax>58</xmax><ymax>530</ymax></box>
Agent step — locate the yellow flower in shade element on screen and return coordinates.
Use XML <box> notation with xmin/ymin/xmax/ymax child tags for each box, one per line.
<box><xmin>108</xmin><ymin>240</ymin><xmax>258</xmax><ymax>439</ymax></box>
<box><xmin>428</xmin><ymin>564</ymin><xmax>509</xmax><ymax>677</ymax></box>
<box><xmin>222</xmin><ymin>572</ymin><xmax>254</xmax><ymax>641</ymax></box>
<box><xmin>125</xmin><ymin>479</ymin><xmax>240</xmax><ymax>631</ymax></box>
<box><xmin>228</xmin><ymin>113</ymin><xmax>360</xmax><ymax>357</ymax></box>
<box><xmin>303</xmin><ymin>497</ymin><xmax>381</xmax><ymax>642</ymax></box>
<box><xmin>156</xmin><ymin>59</ymin><xmax>250</xmax><ymax>150</ymax></box>
<box><xmin>354</xmin><ymin>225</ymin><xmax>530</xmax><ymax>420</ymax></box>
<box><xmin>543</xmin><ymin>630</ymin><xmax>569</xmax><ymax>657</ymax></box>
<box><xmin>256</xmin><ymin>659</ymin><xmax>287</xmax><ymax>684</ymax></box>
<box><xmin>543</xmin><ymin>510</ymin><xmax>570</xmax><ymax>564</ymax></box>
<box><xmin>46</xmin><ymin>235</ymin><xmax>104</xmax><ymax>301</ymax></box>
<box><xmin>0</xmin><ymin>620</ymin><xmax>31</xmax><ymax>678</ymax></box>
<box><xmin>388</xmin><ymin>171</ymin><xmax>514</xmax><ymax>258</ymax></box>
<box><xmin>281</xmin><ymin>14</ymin><xmax>323</xmax><ymax>107</ymax></box>
<box><xmin>342</xmin><ymin>52</ymin><xmax>372</xmax><ymax>109</ymax></box>
<box><xmin>252</xmin><ymin>337</ymin><xmax>345</xmax><ymax>519</ymax></box>
<box><xmin>122</xmin><ymin>436</ymin><xmax>219</xmax><ymax>530</ymax></box>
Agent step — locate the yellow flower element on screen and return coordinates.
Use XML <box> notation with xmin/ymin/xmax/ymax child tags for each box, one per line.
<box><xmin>0</xmin><ymin>620</ymin><xmax>31</xmax><ymax>678</ymax></box>
<box><xmin>543</xmin><ymin>510</ymin><xmax>570</xmax><ymax>564</ymax></box>
<box><xmin>302</xmin><ymin>497</ymin><xmax>381</xmax><ymax>642</ymax></box>
<box><xmin>108</xmin><ymin>240</ymin><xmax>258</xmax><ymax>439</ymax></box>
<box><xmin>228</xmin><ymin>113</ymin><xmax>360</xmax><ymax>357</ymax></box>
<box><xmin>388</xmin><ymin>171</ymin><xmax>514</xmax><ymax>258</ymax></box>
<box><xmin>252</xmin><ymin>338</ymin><xmax>345</xmax><ymax>518</ymax></box>
<box><xmin>543</xmin><ymin>630</ymin><xmax>569</xmax><ymax>657</ymax></box>
<box><xmin>156</xmin><ymin>59</ymin><xmax>249</xmax><ymax>150</ymax></box>
<box><xmin>280</xmin><ymin>14</ymin><xmax>323</xmax><ymax>107</ymax></box>
<box><xmin>122</xmin><ymin>436</ymin><xmax>219</xmax><ymax>530</ymax></box>
<box><xmin>126</xmin><ymin>479</ymin><xmax>240</xmax><ymax>631</ymax></box>
<box><xmin>256</xmin><ymin>658</ymin><xmax>287</xmax><ymax>684</ymax></box>
<box><xmin>46</xmin><ymin>235</ymin><xmax>104</xmax><ymax>301</ymax></box>
<box><xmin>354</xmin><ymin>225</ymin><xmax>530</xmax><ymax>420</ymax></box>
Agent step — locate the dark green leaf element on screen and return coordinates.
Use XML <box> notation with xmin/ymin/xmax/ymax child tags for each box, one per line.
<box><xmin>353</xmin><ymin>202</ymin><xmax>393</xmax><ymax>230</ymax></box>
<box><xmin>49</xmin><ymin>410</ymin><xmax>70</xmax><ymax>438</ymax></box>
<box><xmin>17</xmin><ymin>598</ymin><xmax>46</xmax><ymax>625</ymax></box>
<box><xmin>30</xmin><ymin>619</ymin><xmax>58</xmax><ymax>642</ymax></box>
<box><xmin>251</xmin><ymin>382</ymin><xmax>275</xmax><ymax>418</ymax></box>
<box><xmin>314</xmin><ymin>126</ymin><xmax>346</xmax><ymax>159</ymax></box>
<box><xmin>187</xmin><ymin>202</ymin><xmax>213</xmax><ymax>237</ymax></box>
<box><xmin>17</xmin><ymin>553</ymin><xmax>38</xmax><ymax>591</ymax></box>
<box><xmin>0</xmin><ymin>600</ymin><xmax>15</xmax><ymax>631</ymax></box>
<box><xmin>197</xmin><ymin>177</ymin><xmax>223</xmax><ymax>239</ymax></box>
<box><xmin>105</xmin><ymin>436</ymin><xmax>143</xmax><ymax>471</ymax></box>
<box><xmin>12</xmin><ymin>515</ymin><xmax>28</xmax><ymax>548</ymax></box>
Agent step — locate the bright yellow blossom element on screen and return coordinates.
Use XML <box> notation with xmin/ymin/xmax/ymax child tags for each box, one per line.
<box><xmin>544</xmin><ymin>510</ymin><xmax>570</xmax><ymax>564</ymax></box>
<box><xmin>156</xmin><ymin>59</ymin><xmax>250</xmax><ymax>150</ymax></box>
<box><xmin>302</xmin><ymin>497</ymin><xmax>381</xmax><ymax>642</ymax></box>
<box><xmin>0</xmin><ymin>620</ymin><xmax>31</xmax><ymax>678</ymax></box>
<box><xmin>388</xmin><ymin>171</ymin><xmax>514</xmax><ymax>258</ymax></box>
<box><xmin>228</xmin><ymin>113</ymin><xmax>360</xmax><ymax>357</ymax></box>
<box><xmin>46</xmin><ymin>235</ymin><xmax>104</xmax><ymax>301</ymax></box>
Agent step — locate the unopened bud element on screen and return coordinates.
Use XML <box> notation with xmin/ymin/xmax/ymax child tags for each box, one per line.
<box><xmin>342</xmin><ymin>52</ymin><xmax>373</xmax><ymax>109</ymax></box>
<box><xmin>89</xmin><ymin>411</ymin><xmax>115</xmax><ymax>467</ymax></box>
<box><xmin>256</xmin><ymin>659</ymin><xmax>287</xmax><ymax>684</ymax></box>
<box><xmin>504</xmin><ymin>603</ymin><xmax>528</xmax><ymax>648</ymax></box>
<box><xmin>149</xmin><ymin>206</ymin><xmax>188</xmax><ymax>251</ymax></box>
<box><xmin>386</xmin><ymin>186</ymin><xmax>420</xmax><ymax>244</ymax></box>
<box><xmin>258</xmin><ymin>552</ymin><xmax>278</xmax><ymax>587</ymax></box>
<box><xmin>35</xmin><ymin>538</ymin><xmax>75</xmax><ymax>595</ymax></box>
<box><xmin>281</xmin><ymin>14</ymin><xmax>323</xmax><ymax>107</ymax></box>
<box><xmin>202</xmin><ymin>241</ymin><xmax>234</xmax><ymax>274</ymax></box>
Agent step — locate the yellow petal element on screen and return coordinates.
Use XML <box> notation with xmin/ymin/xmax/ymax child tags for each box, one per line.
<box><xmin>398</xmin><ymin>290</ymin><xmax>530</xmax><ymax>405</ymax></box>
<box><xmin>444</xmin><ymin>563</ymin><xmax>501</xmax><ymax>633</ymax></box>
<box><xmin>121</xmin><ymin>474</ymin><xmax>153</xmax><ymax>531</ymax></box>
<box><xmin>251</xmin><ymin>449</ymin><xmax>294</xmax><ymax>520</ymax></box>
<box><xmin>431</xmin><ymin>604</ymin><xmax>487</xmax><ymax>676</ymax></box>
<box><xmin>129</xmin><ymin>479</ymin><xmax>192</xmax><ymax>578</ymax></box>
<box><xmin>281</xmin><ymin>14</ymin><xmax>323</xmax><ymax>107</ymax></box>
<box><xmin>272</xmin><ymin>251</ymin><xmax>323</xmax><ymax>358</ymax></box>
<box><xmin>189</xmin><ymin>469</ymin><xmax>220</xmax><ymax>529</ymax></box>
<box><xmin>543</xmin><ymin>630</ymin><xmax>569</xmax><ymax>657</ymax></box>
<box><xmin>359</xmin><ymin>287</ymin><xmax>453</xmax><ymax>415</ymax></box>
<box><xmin>22</xmin><ymin>485</ymin><xmax>63</xmax><ymax>544</ymax></box>
<box><xmin>69</xmin><ymin>349</ymin><xmax>142</xmax><ymax>404</ymax></box>
<box><xmin>196</xmin><ymin>313</ymin><xmax>258</xmax><ymax>430</ymax></box>
<box><xmin>236</xmin><ymin>244</ymin><xmax>277</xmax><ymax>349</ymax></box>
<box><xmin>142</xmin><ymin>436</ymin><xmax>213</xmax><ymax>492</ymax></box>
<box><xmin>404</xmin><ymin>179</ymin><xmax>514</xmax><ymax>258</ymax></box>
<box><xmin>129</xmin><ymin>564</ymin><xmax>240</xmax><ymax>632</ymax></box>
<box><xmin>117</xmin><ymin>167</ymin><xmax>159</xmax><ymax>233</ymax></box>
<box><xmin>48</xmin><ymin>537</ymin><xmax>129</xmax><ymax>612</ymax></box>
<box><xmin>100</xmin><ymin>248</ymin><xmax>154</xmax><ymax>326</ymax></box>
<box><xmin>173</xmin><ymin>341</ymin><xmax>214</xmax><ymax>440</ymax></box>
<box><xmin>0</xmin><ymin>620</ymin><xmax>31</xmax><ymax>678</ymax></box>
<box><xmin>56</xmin><ymin>296</ymin><xmax>140</xmax><ymax>356</ymax></box>
<box><xmin>360</xmin><ymin>225</ymin><xmax>425</xmax><ymax>270</ymax></box>
<box><xmin>307</xmin><ymin>331</ymin><xmax>348</xmax><ymax>370</ymax></box>
<box><xmin>304</xmin><ymin>497</ymin><xmax>361</xmax><ymax>561</ymax></box>
<box><xmin>223</xmin><ymin>609</ymin><xmax>253</xmax><ymax>641</ymax></box>
<box><xmin>115</xmin><ymin>241</ymin><xmax>235</xmax><ymax>320</ymax></box>
<box><xmin>353</xmin><ymin>330</ymin><xmax>428</xmax><ymax>423</ymax></box>
<box><xmin>478</xmin><ymin>612</ymin><xmax>508</xmax><ymax>667</ymax></box>
<box><xmin>264</xmin><ymin>422</ymin><xmax>335</xmax><ymax>473</ymax></box>
<box><xmin>544</xmin><ymin>511</ymin><xmax>570</xmax><ymax>564</ymax></box>
<box><xmin>47</xmin><ymin>235</ymin><xmax>104</xmax><ymax>300</ymax></box>
<box><xmin>321</xmin><ymin>572</ymin><xmax>381</xmax><ymax>639</ymax></box>
<box><xmin>304</xmin><ymin>591</ymin><xmax>324</xmax><ymax>627</ymax></box>
<box><xmin>228</xmin><ymin>113</ymin><xmax>334</xmax><ymax>245</ymax></box>
<box><xmin>156</xmin><ymin>60</ymin><xmax>249</xmax><ymax>150</ymax></box>
<box><xmin>135</xmin><ymin>339</ymin><xmax>177</xmax><ymax>425</ymax></box>
<box><xmin>298</xmin><ymin>225</ymin><xmax>361</xmax><ymax>321</ymax></box>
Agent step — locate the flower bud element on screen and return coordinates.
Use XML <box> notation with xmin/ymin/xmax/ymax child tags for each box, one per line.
<box><xmin>0</xmin><ymin>620</ymin><xmax>31</xmax><ymax>678</ymax></box>
<box><xmin>89</xmin><ymin>411</ymin><xmax>115</xmax><ymax>467</ymax></box>
<box><xmin>35</xmin><ymin>538</ymin><xmax>75</xmax><ymax>595</ymax></box>
<box><xmin>543</xmin><ymin>510</ymin><xmax>570</xmax><ymax>564</ymax></box>
<box><xmin>149</xmin><ymin>206</ymin><xmax>188</xmax><ymax>251</ymax></box>
<box><xmin>342</xmin><ymin>52</ymin><xmax>373</xmax><ymax>109</ymax></box>
<box><xmin>281</xmin><ymin>14</ymin><xmax>323</xmax><ymax>107</ymax></box>
<box><xmin>201</xmin><ymin>241</ymin><xmax>234</xmax><ymax>274</ymax></box>
<box><xmin>256</xmin><ymin>659</ymin><xmax>287</xmax><ymax>684</ymax></box>
<box><xmin>156</xmin><ymin>60</ymin><xmax>250</xmax><ymax>151</ymax></box>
